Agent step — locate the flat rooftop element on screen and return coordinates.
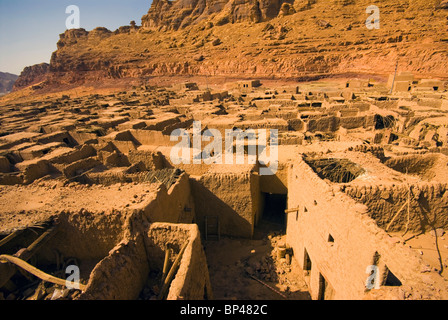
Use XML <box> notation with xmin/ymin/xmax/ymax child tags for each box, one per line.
<box><xmin>0</xmin><ymin>181</ymin><xmax>160</xmax><ymax>234</ymax></box>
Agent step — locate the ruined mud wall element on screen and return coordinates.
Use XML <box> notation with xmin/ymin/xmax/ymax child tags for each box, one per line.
<box><xmin>384</xmin><ymin>153</ymin><xmax>448</xmax><ymax>183</ymax></box>
<box><xmin>80</xmin><ymin>236</ymin><xmax>149</xmax><ymax>300</ymax></box>
<box><xmin>41</xmin><ymin>209</ymin><xmax>129</xmax><ymax>262</ymax></box>
<box><xmin>79</xmin><ymin>223</ymin><xmax>212</xmax><ymax>300</ymax></box>
<box><xmin>145</xmin><ymin>223</ymin><xmax>213</xmax><ymax>300</ymax></box>
<box><xmin>344</xmin><ymin>183</ymin><xmax>448</xmax><ymax>233</ymax></box>
<box><xmin>161</xmin><ymin>147</ymin><xmax>219</xmax><ymax>176</ymax></box>
<box><xmin>339</xmin><ymin>115</ymin><xmax>375</xmax><ymax>130</ymax></box>
<box><xmin>286</xmin><ymin>160</ymin><xmax>447</xmax><ymax>300</ymax></box>
<box><xmin>130</xmin><ymin>129</ymin><xmax>175</xmax><ymax>147</ymax></box>
<box><xmin>259</xmin><ymin>163</ymin><xmax>288</xmax><ymax>195</ymax></box>
<box><xmin>191</xmin><ymin>171</ymin><xmax>260</xmax><ymax>238</ymax></box>
<box><xmin>143</xmin><ymin>172</ymin><xmax>195</xmax><ymax>224</ymax></box>
<box><xmin>304</xmin><ymin>114</ymin><xmax>376</xmax><ymax>133</ymax></box>
<box><xmin>37</xmin><ymin>186</ymin><xmax>203</xmax><ymax>300</ymax></box>
<box><xmin>128</xmin><ymin>149</ymin><xmax>165</xmax><ymax>170</ymax></box>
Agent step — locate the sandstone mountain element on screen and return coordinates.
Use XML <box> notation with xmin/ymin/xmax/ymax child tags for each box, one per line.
<box><xmin>13</xmin><ymin>0</ymin><xmax>448</xmax><ymax>91</ymax></box>
<box><xmin>0</xmin><ymin>72</ymin><xmax>18</xmax><ymax>94</ymax></box>
<box><xmin>141</xmin><ymin>0</ymin><xmax>297</xmax><ymax>30</ymax></box>
<box><xmin>12</xmin><ymin>63</ymin><xmax>49</xmax><ymax>91</ymax></box>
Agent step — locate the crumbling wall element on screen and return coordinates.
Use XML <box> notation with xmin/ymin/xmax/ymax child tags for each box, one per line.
<box><xmin>286</xmin><ymin>160</ymin><xmax>448</xmax><ymax>300</ymax></box>
<box><xmin>77</xmin><ymin>212</ymin><xmax>210</xmax><ymax>301</ymax></box>
<box><xmin>80</xmin><ymin>236</ymin><xmax>149</xmax><ymax>300</ymax></box>
<box><xmin>130</xmin><ymin>130</ymin><xmax>175</xmax><ymax>146</ymax></box>
<box><xmin>143</xmin><ymin>172</ymin><xmax>195</xmax><ymax>224</ymax></box>
<box><xmin>145</xmin><ymin>223</ymin><xmax>213</xmax><ymax>300</ymax></box>
<box><xmin>384</xmin><ymin>153</ymin><xmax>448</xmax><ymax>183</ymax></box>
<box><xmin>0</xmin><ymin>179</ymin><xmax>209</xmax><ymax>300</ymax></box>
<box><xmin>15</xmin><ymin>159</ymin><xmax>53</xmax><ymax>184</ymax></box>
<box><xmin>44</xmin><ymin>145</ymin><xmax>97</xmax><ymax>165</ymax></box>
<box><xmin>62</xmin><ymin>157</ymin><xmax>104</xmax><ymax>178</ymax></box>
<box><xmin>339</xmin><ymin>115</ymin><xmax>375</xmax><ymax>130</ymax></box>
<box><xmin>191</xmin><ymin>171</ymin><xmax>260</xmax><ymax>238</ymax></box>
<box><xmin>0</xmin><ymin>156</ymin><xmax>11</xmax><ymax>173</ymax></box>
<box><xmin>69</xmin><ymin>130</ymin><xmax>99</xmax><ymax>145</ymax></box>
<box><xmin>0</xmin><ymin>173</ymin><xmax>23</xmax><ymax>185</ymax></box>
<box><xmin>347</xmin><ymin>144</ymin><xmax>386</xmax><ymax>161</ymax></box>
<box><xmin>344</xmin><ymin>183</ymin><xmax>448</xmax><ymax>233</ymax></box>
<box><xmin>259</xmin><ymin>163</ymin><xmax>288</xmax><ymax>195</ymax></box>
<box><xmin>306</xmin><ymin>116</ymin><xmax>340</xmax><ymax>133</ymax></box>
<box><xmin>128</xmin><ymin>150</ymin><xmax>165</xmax><ymax>170</ymax></box>
<box><xmin>37</xmin><ymin>209</ymin><xmax>131</xmax><ymax>265</ymax></box>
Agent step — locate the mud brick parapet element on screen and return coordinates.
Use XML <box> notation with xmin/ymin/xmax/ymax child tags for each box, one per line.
<box><xmin>285</xmin><ymin>159</ymin><xmax>448</xmax><ymax>300</ymax></box>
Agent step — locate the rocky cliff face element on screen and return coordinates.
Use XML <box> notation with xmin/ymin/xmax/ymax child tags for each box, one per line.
<box><xmin>141</xmin><ymin>0</ymin><xmax>296</xmax><ymax>30</ymax></box>
<box><xmin>12</xmin><ymin>63</ymin><xmax>49</xmax><ymax>91</ymax></box>
<box><xmin>12</xmin><ymin>0</ymin><xmax>448</xmax><ymax>91</ymax></box>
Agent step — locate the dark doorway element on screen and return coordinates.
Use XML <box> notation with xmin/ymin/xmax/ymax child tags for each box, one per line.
<box><xmin>318</xmin><ymin>274</ymin><xmax>326</xmax><ymax>300</ymax></box>
<box><xmin>318</xmin><ymin>273</ymin><xmax>335</xmax><ymax>300</ymax></box>
<box><xmin>261</xmin><ymin>193</ymin><xmax>287</xmax><ymax>230</ymax></box>
<box><xmin>303</xmin><ymin>249</ymin><xmax>312</xmax><ymax>273</ymax></box>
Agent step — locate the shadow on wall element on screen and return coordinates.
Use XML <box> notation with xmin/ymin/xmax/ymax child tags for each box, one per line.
<box><xmin>190</xmin><ymin>179</ymin><xmax>253</xmax><ymax>238</ymax></box>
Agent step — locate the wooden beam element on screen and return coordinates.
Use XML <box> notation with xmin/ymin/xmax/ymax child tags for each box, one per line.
<box><xmin>0</xmin><ymin>255</ymin><xmax>87</xmax><ymax>292</ymax></box>
<box><xmin>21</xmin><ymin>226</ymin><xmax>59</xmax><ymax>261</ymax></box>
<box><xmin>158</xmin><ymin>241</ymin><xmax>189</xmax><ymax>300</ymax></box>
<box><xmin>0</xmin><ymin>230</ymin><xmax>25</xmax><ymax>248</ymax></box>
<box><xmin>247</xmin><ymin>274</ymin><xmax>287</xmax><ymax>299</ymax></box>
<box><xmin>161</xmin><ymin>248</ymin><xmax>172</xmax><ymax>285</ymax></box>
<box><xmin>0</xmin><ymin>225</ymin><xmax>58</xmax><ymax>288</ymax></box>
<box><xmin>284</xmin><ymin>207</ymin><xmax>300</xmax><ymax>214</ymax></box>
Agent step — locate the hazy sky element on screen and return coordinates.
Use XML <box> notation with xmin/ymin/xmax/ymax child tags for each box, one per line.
<box><xmin>0</xmin><ymin>0</ymin><xmax>150</xmax><ymax>75</ymax></box>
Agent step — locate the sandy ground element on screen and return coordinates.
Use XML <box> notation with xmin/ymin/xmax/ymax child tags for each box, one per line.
<box><xmin>204</xmin><ymin>220</ymin><xmax>311</xmax><ymax>300</ymax></box>
<box><xmin>401</xmin><ymin>231</ymin><xmax>448</xmax><ymax>279</ymax></box>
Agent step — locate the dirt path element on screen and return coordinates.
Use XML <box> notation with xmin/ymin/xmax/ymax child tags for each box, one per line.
<box><xmin>204</xmin><ymin>220</ymin><xmax>311</xmax><ymax>300</ymax></box>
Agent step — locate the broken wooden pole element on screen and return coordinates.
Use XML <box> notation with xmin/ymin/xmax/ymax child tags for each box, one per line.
<box><xmin>0</xmin><ymin>229</ymin><xmax>25</xmax><ymax>248</ymax></box>
<box><xmin>158</xmin><ymin>241</ymin><xmax>189</xmax><ymax>300</ymax></box>
<box><xmin>284</xmin><ymin>207</ymin><xmax>300</xmax><ymax>214</ymax></box>
<box><xmin>386</xmin><ymin>201</ymin><xmax>408</xmax><ymax>232</ymax></box>
<box><xmin>0</xmin><ymin>254</ymin><xmax>87</xmax><ymax>292</ymax></box>
<box><xmin>161</xmin><ymin>247</ymin><xmax>173</xmax><ymax>285</ymax></box>
<box><xmin>20</xmin><ymin>226</ymin><xmax>59</xmax><ymax>261</ymax></box>
<box><xmin>0</xmin><ymin>225</ymin><xmax>58</xmax><ymax>288</ymax></box>
<box><xmin>247</xmin><ymin>274</ymin><xmax>288</xmax><ymax>299</ymax></box>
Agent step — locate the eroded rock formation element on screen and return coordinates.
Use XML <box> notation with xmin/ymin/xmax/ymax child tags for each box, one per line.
<box><xmin>11</xmin><ymin>0</ymin><xmax>448</xmax><ymax>92</ymax></box>
<box><xmin>12</xmin><ymin>63</ymin><xmax>49</xmax><ymax>91</ymax></box>
<box><xmin>141</xmin><ymin>0</ymin><xmax>296</xmax><ymax>30</ymax></box>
